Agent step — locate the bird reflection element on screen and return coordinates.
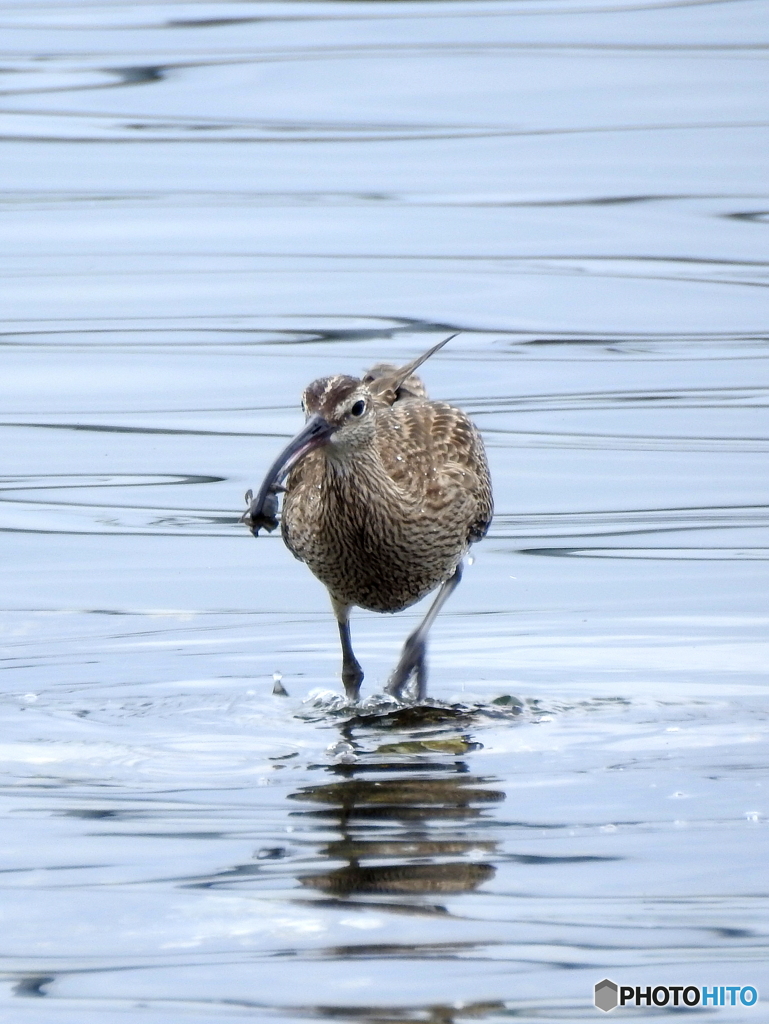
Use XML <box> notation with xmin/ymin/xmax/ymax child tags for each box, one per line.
<box><xmin>309</xmin><ymin>1001</ymin><xmax>507</xmax><ymax>1024</ymax></box>
<box><xmin>289</xmin><ymin>753</ymin><xmax>503</xmax><ymax>900</ymax></box>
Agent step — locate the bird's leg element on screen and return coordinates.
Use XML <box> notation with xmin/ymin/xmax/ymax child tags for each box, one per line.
<box><xmin>386</xmin><ymin>564</ymin><xmax>463</xmax><ymax>702</ymax></box>
<box><xmin>332</xmin><ymin>599</ymin><xmax>364</xmax><ymax>701</ymax></box>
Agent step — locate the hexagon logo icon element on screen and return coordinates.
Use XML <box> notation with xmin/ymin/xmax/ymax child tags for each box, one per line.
<box><xmin>594</xmin><ymin>979</ymin><xmax>619</xmax><ymax>1012</ymax></box>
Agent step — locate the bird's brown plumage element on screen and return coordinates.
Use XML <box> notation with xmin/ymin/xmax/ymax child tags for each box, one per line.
<box><xmin>281</xmin><ymin>366</ymin><xmax>492</xmax><ymax>614</ymax></box>
<box><xmin>242</xmin><ymin>336</ymin><xmax>493</xmax><ymax>700</ymax></box>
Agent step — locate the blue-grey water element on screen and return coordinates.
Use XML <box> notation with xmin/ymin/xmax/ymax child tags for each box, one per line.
<box><xmin>1</xmin><ymin>0</ymin><xmax>768</xmax><ymax>1020</ymax></box>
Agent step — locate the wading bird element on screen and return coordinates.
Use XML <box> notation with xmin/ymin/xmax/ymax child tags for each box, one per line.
<box><xmin>241</xmin><ymin>335</ymin><xmax>492</xmax><ymax>701</ymax></box>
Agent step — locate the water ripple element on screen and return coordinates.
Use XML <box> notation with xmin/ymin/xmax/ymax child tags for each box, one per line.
<box><xmin>1</xmin><ymin>0</ymin><xmax>768</xmax><ymax>1015</ymax></box>
<box><xmin>4</xmin><ymin>114</ymin><xmax>766</xmax><ymax>145</ymax></box>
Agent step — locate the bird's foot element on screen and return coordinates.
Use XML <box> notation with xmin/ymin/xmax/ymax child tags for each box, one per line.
<box><xmin>385</xmin><ymin>633</ymin><xmax>427</xmax><ymax>702</ymax></box>
<box><xmin>342</xmin><ymin>658</ymin><xmax>364</xmax><ymax>702</ymax></box>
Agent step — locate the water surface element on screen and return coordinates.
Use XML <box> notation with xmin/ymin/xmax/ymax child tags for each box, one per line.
<box><xmin>1</xmin><ymin>0</ymin><xmax>768</xmax><ymax>1020</ymax></box>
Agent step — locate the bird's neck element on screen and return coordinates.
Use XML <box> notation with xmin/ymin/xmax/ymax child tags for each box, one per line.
<box><xmin>322</xmin><ymin>442</ymin><xmax>399</xmax><ymax>503</ymax></box>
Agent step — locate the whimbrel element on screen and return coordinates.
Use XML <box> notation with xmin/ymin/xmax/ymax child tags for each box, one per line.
<box><xmin>241</xmin><ymin>335</ymin><xmax>493</xmax><ymax>701</ymax></box>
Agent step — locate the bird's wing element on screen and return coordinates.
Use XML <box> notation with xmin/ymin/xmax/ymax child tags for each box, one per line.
<box><xmin>379</xmin><ymin>400</ymin><xmax>493</xmax><ymax>542</ymax></box>
<box><xmin>363</xmin><ymin>363</ymin><xmax>428</xmax><ymax>404</ymax></box>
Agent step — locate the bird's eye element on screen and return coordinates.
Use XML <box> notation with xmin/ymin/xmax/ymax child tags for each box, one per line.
<box><xmin>350</xmin><ymin>400</ymin><xmax>366</xmax><ymax>417</ymax></box>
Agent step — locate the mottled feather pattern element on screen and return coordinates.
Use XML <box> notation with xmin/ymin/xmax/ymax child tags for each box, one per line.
<box><xmin>281</xmin><ymin>365</ymin><xmax>492</xmax><ymax>614</ymax></box>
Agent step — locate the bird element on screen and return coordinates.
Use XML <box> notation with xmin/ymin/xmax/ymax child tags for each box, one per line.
<box><xmin>241</xmin><ymin>334</ymin><xmax>493</xmax><ymax>702</ymax></box>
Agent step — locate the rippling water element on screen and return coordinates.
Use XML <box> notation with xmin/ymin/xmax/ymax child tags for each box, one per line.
<box><xmin>1</xmin><ymin>0</ymin><xmax>768</xmax><ymax>1020</ymax></box>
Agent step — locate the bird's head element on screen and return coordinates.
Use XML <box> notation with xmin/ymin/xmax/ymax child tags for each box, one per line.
<box><xmin>300</xmin><ymin>374</ymin><xmax>377</xmax><ymax>455</ymax></box>
<box><xmin>239</xmin><ymin>376</ymin><xmax>376</xmax><ymax>533</ymax></box>
<box><xmin>241</xmin><ymin>334</ymin><xmax>457</xmax><ymax>534</ymax></box>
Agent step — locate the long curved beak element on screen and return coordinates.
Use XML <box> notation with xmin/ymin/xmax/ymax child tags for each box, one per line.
<box><xmin>241</xmin><ymin>414</ymin><xmax>334</xmax><ymax>535</ymax></box>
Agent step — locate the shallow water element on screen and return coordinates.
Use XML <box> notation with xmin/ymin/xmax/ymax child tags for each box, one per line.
<box><xmin>1</xmin><ymin>0</ymin><xmax>768</xmax><ymax>1020</ymax></box>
